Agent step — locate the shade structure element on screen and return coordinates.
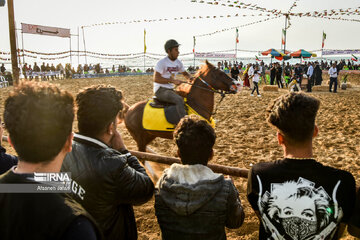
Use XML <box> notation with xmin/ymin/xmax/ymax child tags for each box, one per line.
<box><xmin>274</xmin><ymin>55</ymin><xmax>291</xmax><ymax>61</ymax></box>
<box><xmin>290</xmin><ymin>49</ymin><xmax>317</xmax><ymax>58</ymax></box>
<box><xmin>261</xmin><ymin>49</ymin><xmax>290</xmax><ymax>57</ymax></box>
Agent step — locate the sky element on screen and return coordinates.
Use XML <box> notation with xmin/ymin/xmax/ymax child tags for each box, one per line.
<box><xmin>0</xmin><ymin>0</ymin><xmax>359</xmax><ymax>66</ymax></box>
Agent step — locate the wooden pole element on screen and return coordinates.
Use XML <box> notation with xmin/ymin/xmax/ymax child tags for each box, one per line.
<box><xmin>81</xmin><ymin>26</ymin><xmax>87</xmax><ymax>65</ymax></box>
<box><xmin>129</xmin><ymin>150</ymin><xmax>249</xmax><ymax>178</ymax></box>
<box><xmin>77</xmin><ymin>27</ymin><xmax>80</xmax><ymax>66</ymax></box>
<box><xmin>7</xmin><ymin>0</ymin><xmax>19</xmax><ymax>85</ymax></box>
<box><xmin>1</xmin><ymin>135</ymin><xmax>249</xmax><ymax>178</ymax></box>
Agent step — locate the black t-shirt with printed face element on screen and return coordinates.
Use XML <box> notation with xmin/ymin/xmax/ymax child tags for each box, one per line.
<box><xmin>247</xmin><ymin>158</ymin><xmax>356</xmax><ymax>240</ymax></box>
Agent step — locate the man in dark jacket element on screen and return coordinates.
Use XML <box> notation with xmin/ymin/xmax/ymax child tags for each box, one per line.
<box><xmin>0</xmin><ymin>117</ymin><xmax>17</xmax><ymax>175</ymax></box>
<box><xmin>230</xmin><ymin>65</ymin><xmax>240</xmax><ymax>80</ymax></box>
<box><xmin>0</xmin><ymin>81</ymin><xmax>101</xmax><ymax>240</ymax></box>
<box><xmin>62</xmin><ymin>85</ymin><xmax>154</xmax><ymax>240</ymax></box>
<box><xmin>155</xmin><ymin>115</ymin><xmax>245</xmax><ymax>240</ymax></box>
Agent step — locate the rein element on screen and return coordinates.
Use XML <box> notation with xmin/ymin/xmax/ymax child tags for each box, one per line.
<box><xmin>180</xmin><ymin>75</ymin><xmax>233</xmax><ymax>116</ymax></box>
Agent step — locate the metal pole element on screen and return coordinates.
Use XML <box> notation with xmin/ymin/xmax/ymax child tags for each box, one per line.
<box><xmin>21</xmin><ymin>28</ymin><xmax>25</xmax><ymax>65</ymax></box>
<box><xmin>77</xmin><ymin>27</ymin><xmax>80</xmax><ymax>66</ymax></box>
<box><xmin>7</xmin><ymin>0</ymin><xmax>19</xmax><ymax>85</ymax></box>
<box><xmin>69</xmin><ymin>35</ymin><xmax>72</xmax><ymax>66</ymax></box>
<box><xmin>81</xmin><ymin>26</ymin><xmax>87</xmax><ymax>65</ymax></box>
<box><xmin>282</xmin><ymin>14</ymin><xmax>288</xmax><ymax>82</ymax></box>
<box><xmin>193</xmin><ymin>36</ymin><xmax>196</xmax><ymax>69</ymax></box>
<box><xmin>235</xmin><ymin>30</ymin><xmax>237</xmax><ymax>63</ymax></box>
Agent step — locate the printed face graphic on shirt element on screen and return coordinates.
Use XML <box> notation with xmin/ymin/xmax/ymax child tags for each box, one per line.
<box><xmin>256</xmin><ymin>177</ymin><xmax>343</xmax><ymax>240</ymax></box>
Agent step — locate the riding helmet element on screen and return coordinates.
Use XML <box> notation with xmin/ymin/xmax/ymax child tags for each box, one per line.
<box><xmin>164</xmin><ymin>39</ymin><xmax>180</xmax><ymax>53</ymax></box>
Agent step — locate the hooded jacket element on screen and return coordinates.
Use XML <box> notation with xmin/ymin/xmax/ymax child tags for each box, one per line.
<box><xmin>155</xmin><ymin>163</ymin><xmax>244</xmax><ymax>240</ymax></box>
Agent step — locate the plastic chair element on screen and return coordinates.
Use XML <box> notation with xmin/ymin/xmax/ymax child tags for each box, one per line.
<box><xmin>0</xmin><ymin>76</ymin><xmax>9</xmax><ymax>88</ymax></box>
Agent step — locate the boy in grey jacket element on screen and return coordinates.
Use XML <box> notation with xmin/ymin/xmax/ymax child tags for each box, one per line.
<box><xmin>155</xmin><ymin>115</ymin><xmax>245</xmax><ymax>240</ymax></box>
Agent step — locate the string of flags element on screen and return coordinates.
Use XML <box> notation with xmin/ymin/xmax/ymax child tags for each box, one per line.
<box><xmin>81</xmin><ymin>12</ymin><xmax>277</xmax><ymax>28</ymax></box>
<box><xmin>190</xmin><ymin>0</ymin><xmax>360</xmax><ymax>18</ymax></box>
<box><xmin>194</xmin><ymin>16</ymin><xmax>280</xmax><ymax>37</ymax></box>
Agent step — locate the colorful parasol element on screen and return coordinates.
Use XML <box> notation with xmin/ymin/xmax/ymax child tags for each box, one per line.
<box><xmin>290</xmin><ymin>49</ymin><xmax>317</xmax><ymax>58</ymax></box>
<box><xmin>261</xmin><ymin>49</ymin><xmax>291</xmax><ymax>61</ymax></box>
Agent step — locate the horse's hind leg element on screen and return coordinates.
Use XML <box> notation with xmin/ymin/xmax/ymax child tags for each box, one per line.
<box><xmin>136</xmin><ymin>132</ymin><xmax>156</xmax><ymax>152</ymax></box>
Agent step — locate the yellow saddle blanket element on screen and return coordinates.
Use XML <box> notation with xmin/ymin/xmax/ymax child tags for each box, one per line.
<box><xmin>142</xmin><ymin>99</ymin><xmax>215</xmax><ymax>131</ymax></box>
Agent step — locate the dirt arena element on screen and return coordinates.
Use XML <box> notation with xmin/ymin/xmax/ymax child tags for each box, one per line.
<box><xmin>1</xmin><ymin>73</ymin><xmax>359</xmax><ymax>239</ymax></box>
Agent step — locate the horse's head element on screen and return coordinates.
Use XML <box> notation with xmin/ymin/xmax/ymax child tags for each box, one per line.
<box><xmin>196</xmin><ymin>60</ymin><xmax>239</xmax><ymax>94</ymax></box>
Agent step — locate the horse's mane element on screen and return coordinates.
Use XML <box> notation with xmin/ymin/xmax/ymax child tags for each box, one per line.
<box><xmin>176</xmin><ymin>60</ymin><xmax>215</xmax><ymax>97</ymax></box>
<box><xmin>194</xmin><ymin>60</ymin><xmax>215</xmax><ymax>78</ymax></box>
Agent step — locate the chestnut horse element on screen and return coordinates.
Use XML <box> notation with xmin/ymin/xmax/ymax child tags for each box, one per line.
<box><xmin>124</xmin><ymin>60</ymin><xmax>238</xmax><ymax>152</ymax></box>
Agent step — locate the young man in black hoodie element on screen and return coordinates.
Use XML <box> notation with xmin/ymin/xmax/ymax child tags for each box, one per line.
<box><xmin>155</xmin><ymin>115</ymin><xmax>245</xmax><ymax>240</ymax></box>
<box><xmin>247</xmin><ymin>92</ymin><xmax>356</xmax><ymax>240</ymax></box>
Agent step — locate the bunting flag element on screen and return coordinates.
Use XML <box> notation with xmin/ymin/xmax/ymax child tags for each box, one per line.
<box><xmin>282</xmin><ymin>29</ymin><xmax>286</xmax><ymax>46</ymax></box>
<box><xmin>322</xmin><ymin>31</ymin><xmax>327</xmax><ymax>48</ymax></box>
<box><xmin>352</xmin><ymin>54</ymin><xmax>358</xmax><ymax>61</ymax></box>
<box><xmin>195</xmin><ymin>16</ymin><xmax>280</xmax><ymax>38</ymax></box>
<box><xmin>236</xmin><ymin>28</ymin><xmax>239</xmax><ymax>43</ymax></box>
<box><xmin>144</xmin><ymin>29</ymin><xmax>147</xmax><ymax>53</ymax></box>
<box><xmin>255</xmin><ymin>56</ymin><xmax>261</xmax><ymax>61</ymax></box>
<box><xmin>193</xmin><ymin>36</ymin><xmax>196</xmax><ymax>53</ymax></box>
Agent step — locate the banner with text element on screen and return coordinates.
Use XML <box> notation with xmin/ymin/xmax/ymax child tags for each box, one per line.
<box><xmin>195</xmin><ymin>53</ymin><xmax>236</xmax><ymax>58</ymax></box>
<box><xmin>22</xmin><ymin>23</ymin><xmax>70</xmax><ymax>38</ymax></box>
<box><xmin>322</xmin><ymin>49</ymin><xmax>360</xmax><ymax>55</ymax></box>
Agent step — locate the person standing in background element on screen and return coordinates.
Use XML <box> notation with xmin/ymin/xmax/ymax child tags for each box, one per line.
<box><xmin>329</xmin><ymin>63</ymin><xmax>338</xmax><ymax>93</ymax></box>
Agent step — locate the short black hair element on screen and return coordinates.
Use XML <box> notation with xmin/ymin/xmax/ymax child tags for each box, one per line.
<box><xmin>266</xmin><ymin>92</ymin><xmax>320</xmax><ymax>145</ymax></box>
<box><xmin>174</xmin><ymin>115</ymin><xmax>216</xmax><ymax>165</ymax></box>
<box><xmin>76</xmin><ymin>85</ymin><xmax>123</xmax><ymax>138</ymax></box>
<box><xmin>4</xmin><ymin>81</ymin><xmax>74</xmax><ymax>163</ymax></box>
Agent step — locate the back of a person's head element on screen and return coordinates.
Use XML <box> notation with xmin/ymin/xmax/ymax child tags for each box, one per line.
<box><xmin>174</xmin><ymin>115</ymin><xmax>216</xmax><ymax>165</ymax></box>
<box><xmin>4</xmin><ymin>81</ymin><xmax>74</xmax><ymax>163</ymax></box>
<box><xmin>76</xmin><ymin>85</ymin><xmax>123</xmax><ymax>138</ymax></box>
<box><xmin>266</xmin><ymin>92</ymin><xmax>320</xmax><ymax>145</ymax></box>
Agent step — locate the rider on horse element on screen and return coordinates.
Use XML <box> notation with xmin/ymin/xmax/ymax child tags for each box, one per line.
<box><xmin>153</xmin><ymin>39</ymin><xmax>194</xmax><ymax>123</ymax></box>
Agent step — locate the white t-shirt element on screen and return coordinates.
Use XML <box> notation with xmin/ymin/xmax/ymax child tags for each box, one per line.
<box><xmin>253</xmin><ymin>72</ymin><xmax>260</xmax><ymax>83</ymax></box>
<box><xmin>248</xmin><ymin>66</ymin><xmax>254</xmax><ymax>77</ymax></box>
<box><xmin>329</xmin><ymin>67</ymin><xmax>338</xmax><ymax>78</ymax></box>
<box><xmin>154</xmin><ymin>56</ymin><xmax>185</xmax><ymax>93</ymax></box>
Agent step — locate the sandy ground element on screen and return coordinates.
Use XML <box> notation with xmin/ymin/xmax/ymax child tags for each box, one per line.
<box><xmin>0</xmin><ymin>74</ymin><xmax>359</xmax><ymax>239</ymax></box>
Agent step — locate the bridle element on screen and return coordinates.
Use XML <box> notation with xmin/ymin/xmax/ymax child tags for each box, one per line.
<box><xmin>184</xmin><ymin>68</ymin><xmax>237</xmax><ymax>116</ymax></box>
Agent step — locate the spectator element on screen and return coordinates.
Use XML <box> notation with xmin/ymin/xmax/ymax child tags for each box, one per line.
<box><xmin>270</xmin><ymin>63</ymin><xmax>276</xmax><ymax>85</ymax></box>
<box><xmin>275</xmin><ymin>63</ymin><xmax>283</xmax><ymax>88</ymax></box>
<box><xmin>155</xmin><ymin>115</ymin><xmax>245</xmax><ymax>240</ymax></box>
<box><xmin>329</xmin><ymin>63</ymin><xmax>338</xmax><ymax>93</ymax></box>
<box><xmin>307</xmin><ymin>62</ymin><xmax>314</xmax><ymax>92</ymax></box>
<box><xmin>294</xmin><ymin>63</ymin><xmax>303</xmax><ymax>86</ymax></box>
<box><xmin>230</xmin><ymin>65</ymin><xmax>240</xmax><ymax>80</ymax></box>
<box><xmin>250</xmin><ymin>65</ymin><xmax>261</xmax><ymax>97</ymax></box>
<box><xmin>0</xmin><ymin>117</ymin><xmax>17</xmax><ymax>174</ymax></box>
<box><xmin>247</xmin><ymin>92</ymin><xmax>356</xmax><ymax>240</ymax></box>
<box><xmin>313</xmin><ymin>61</ymin><xmax>323</xmax><ymax>85</ymax></box>
<box><xmin>0</xmin><ymin>63</ymin><xmax>5</xmax><ymax>75</ymax></box>
<box><xmin>61</xmin><ymin>85</ymin><xmax>154</xmax><ymax>240</ymax></box>
<box><xmin>0</xmin><ymin>81</ymin><xmax>101</xmax><ymax>239</ymax></box>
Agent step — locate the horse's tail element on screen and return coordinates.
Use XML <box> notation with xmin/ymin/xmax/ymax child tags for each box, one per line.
<box><xmin>120</xmin><ymin>101</ymin><xmax>130</xmax><ymax>121</ymax></box>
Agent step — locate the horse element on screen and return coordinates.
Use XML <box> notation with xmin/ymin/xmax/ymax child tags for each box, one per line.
<box><xmin>124</xmin><ymin>60</ymin><xmax>238</xmax><ymax>152</ymax></box>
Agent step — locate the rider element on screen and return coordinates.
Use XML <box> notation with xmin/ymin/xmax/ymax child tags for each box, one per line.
<box><xmin>154</xmin><ymin>39</ymin><xmax>194</xmax><ymax>121</ymax></box>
